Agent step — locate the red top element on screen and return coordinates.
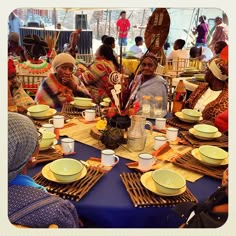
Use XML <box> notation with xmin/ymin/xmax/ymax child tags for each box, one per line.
<box><xmin>116</xmin><ymin>18</ymin><xmax>130</xmax><ymax>38</ymax></box>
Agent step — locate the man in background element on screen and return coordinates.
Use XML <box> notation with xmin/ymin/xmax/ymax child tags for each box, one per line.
<box><xmin>116</xmin><ymin>11</ymin><xmax>131</xmax><ymax>51</ymax></box>
<box><xmin>8</xmin><ymin>12</ymin><xmax>24</xmax><ymax>44</ymax></box>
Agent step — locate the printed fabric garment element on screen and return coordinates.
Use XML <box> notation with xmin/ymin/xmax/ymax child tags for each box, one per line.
<box><xmin>116</xmin><ymin>18</ymin><xmax>131</xmax><ymax>38</ymax></box>
<box><xmin>8</xmin><ymin>185</ymin><xmax>80</xmax><ymax>228</ymax></box>
<box><xmin>12</xmin><ymin>85</ymin><xmax>35</xmax><ymax>108</ymax></box>
<box><xmin>79</xmin><ymin>58</ymin><xmax>118</xmax><ymax>104</ymax></box>
<box><xmin>35</xmin><ymin>73</ymin><xmax>90</xmax><ymax>108</ymax></box>
<box><xmin>185</xmin><ymin>82</ymin><xmax>228</xmax><ymax>122</ymax></box>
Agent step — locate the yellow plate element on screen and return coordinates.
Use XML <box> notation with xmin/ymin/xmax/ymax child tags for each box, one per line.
<box><xmin>191</xmin><ymin>148</ymin><xmax>228</xmax><ymax>167</ymax></box>
<box><xmin>70</xmin><ymin>101</ymin><xmax>96</xmax><ymax>109</ymax></box>
<box><xmin>175</xmin><ymin>112</ymin><xmax>203</xmax><ymax>123</ymax></box>
<box><xmin>39</xmin><ymin>139</ymin><xmax>57</xmax><ymax>151</ymax></box>
<box><xmin>27</xmin><ymin>108</ymin><xmax>57</xmax><ymax>120</ymax></box>
<box><xmin>140</xmin><ymin>171</ymin><xmax>186</xmax><ymax>196</ymax></box>
<box><xmin>189</xmin><ymin>128</ymin><xmax>222</xmax><ymax>140</ymax></box>
<box><xmin>100</xmin><ymin>102</ymin><xmax>109</xmax><ymax>107</ymax></box>
<box><xmin>42</xmin><ymin>162</ymin><xmax>87</xmax><ymax>184</ymax></box>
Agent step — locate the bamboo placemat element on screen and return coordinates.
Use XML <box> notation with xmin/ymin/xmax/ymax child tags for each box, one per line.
<box><xmin>120</xmin><ymin>172</ymin><xmax>197</xmax><ymax>208</ymax></box>
<box><xmin>166</xmin><ymin>117</ymin><xmax>195</xmax><ymax>131</ymax></box>
<box><xmin>180</xmin><ymin>131</ymin><xmax>228</xmax><ymax>148</ymax></box>
<box><xmin>37</xmin><ymin>147</ymin><xmax>63</xmax><ymax>164</ymax></box>
<box><xmin>61</xmin><ymin>103</ymin><xmax>82</xmax><ymax>117</ymax></box>
<box><xmin>33</xmin><ymin>166</ymin><xmax>105</xmax><ymax>202</ymax></box>
<box><xmin>171</xmin><ymin>151</ymin><xmax>227</xmax><ymax>179</ymax></box>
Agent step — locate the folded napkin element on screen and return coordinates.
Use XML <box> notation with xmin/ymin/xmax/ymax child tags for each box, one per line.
<box><xmin>126</xmin><ymin>161</ymin><xmax>161</xmax><ymax>172</ymax></box>
<box><xmin>78</xmin><ymin>117</ymin><xmax>100</xmax><ymax>124</ymax></box>
<box><xmin>85</xmin><ymin>157</ymin><xmax>114</xmax><ymax>172</ymax></box>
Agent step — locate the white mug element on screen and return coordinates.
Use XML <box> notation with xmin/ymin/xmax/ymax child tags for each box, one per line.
<box><xmin>154</xmin><ymin>136</ymin><xmax>167</xmax><ymax>150</ymax></box>
<box><xmin>82</xmin><ymin>109</ymin><xmax>96</xmax><ymax>121</ymax></box>
<box><xmin>49</xmin><ymin>115</ymin><xmax>64</xmax><ymax>128</ymax></box>
<box><xmin>155</xmin><ymin>118</ymin><xmax>166</xmax><ymax>130</ymax></box>
<box><xmin>61</xmin><ymin>138</ymin><xmax>75</xmax><ymax>154</ymax></box>
<box><xmin>138</xmin><ymin>153</ymin><xmax>155</xmax><ymax>171</ymax></box>
<box><xmin>166</xmin><ymin>127</ymin><xmax>179</xmax><ymax>141</ymax></box>
<box><xmin>41</xmin><ymin>123</ymin><xmax>55</xmax><ymax>133</ymax></box>
<box><xmin>101</xmin><ymin>149</ymin><xmax>119</xmax><ymax>167</ymax></box>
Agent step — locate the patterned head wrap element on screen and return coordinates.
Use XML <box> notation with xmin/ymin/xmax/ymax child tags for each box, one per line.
<box><xmin>8</xmin><ymin>112</ymin><xmax>38</xmax><ymax>181</ymax></box>
<box><xmin>207</xmin><ymin>57</ymin><xmax>228</xmax><ymax>81</ymax></box>
<box><xmin>8</xmin><ymin>59</ymin><xmax>16</xmax><ymax>76</ymax></box>
<box><xmin>23</xmin><ymin>34</ymin><xmax>49</xmax><ymax>59</ymax></box>
<box><xmin>52</xmin><ymin>53</ymin><xmax>75</xmax><ymax>69</ymax></box>
<box><xmin>141</xmin><ymin>52</ymin><xmax>159</xmax><ymax>67</ymax></box>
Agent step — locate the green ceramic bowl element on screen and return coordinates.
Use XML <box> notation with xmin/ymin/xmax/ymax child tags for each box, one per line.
<box><xmin>181</xmin><ymin>109</ymin><xmax>202</xmax><ymax>121</ymax></box>
<box><xmin>151</xmin><ymin>169</ymin><xmax>186</xmax><ymax>194</ymax></box>
<box><xmin>39</xmin><ymin>131</ymin><xmax>56</xmax><ymax>148</ymax></box>
<box><xmin>27</xmin><ymin>104</ymin><xmax>50</xmax><ymax>117</ymax></box>
<box><xmin>74</xmin><ymin>97</ymin><xmax>92</xmax><ymax>106</ymax></box>
<box><xmin>50</xmin><ymin>158</ymin><xmax>83</xmax><ymax>182</ymax></box>
<box><xmin>198</xmin><ymin>145</ymin><xmax>228</xmax><ymax>165</ymax></box>
<box><xmin>193</xmin><ymin>124</ymin><xmax>218</xmax><ymax>138</ymax></box>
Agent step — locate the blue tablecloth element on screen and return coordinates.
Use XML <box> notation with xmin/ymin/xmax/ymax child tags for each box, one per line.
<box><xmin>27</xmin><ymin>139</ymin><xmax>221</xmax><ymax>228</ymax></box>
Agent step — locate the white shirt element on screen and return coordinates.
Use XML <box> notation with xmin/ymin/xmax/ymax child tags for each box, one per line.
<box><xmin>167</xmin><ymin>49</ymin><xmax>189</xmax><ymax>60</ymax></box>
<box><xmin>201</xmin><ymin>47</ymin><xmax>213</xmax><ymax>62</ymax></box>
<box><xmin>194</xmin><ymin>87</ymin><xmax>221</xmax><ymax>112</ymax></box>
<box><xmin>129</xmin><ymin>45</ymin><xmax>143</xmax><ymax>54</ymax></box>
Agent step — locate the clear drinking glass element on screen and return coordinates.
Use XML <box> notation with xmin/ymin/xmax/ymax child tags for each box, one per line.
<box><xmin>153</xmin><ymin>96</ymin><xmax>163</xmax><ymax>117</ymax></box>
<box><xmin>142</xmin><ymin>95</ymin><xmax>151</xmax><ymax>115</ymax></box>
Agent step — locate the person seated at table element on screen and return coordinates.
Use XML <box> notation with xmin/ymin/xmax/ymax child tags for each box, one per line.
<box><xmin>8</xmin><ymin>112</ymin><xmax>81</xmax><ymax>228</ymax></box>
<box><xmin>213</xmin><ymin>41</ymin><xmax>227</xmax><ymax>57</ymax></box>
<box><xmin>127</xmin><ymin>52</ymin><xmax>168</xmax><ymax>112</ymax></box>
<box><xmin>184</xmin><ymin>56</ymin><xmax>228</xmax><ymax>123</ymax></box>
<box><xmin>35</xmin><ymin>53</ymin><xmax>91</xmax><ymax>108</ymax></box>
<box><xmin>174</xmin><ymin>168</ymin><xmax>228</xmax><ymax>228</ymax></box>
<box><xmin>128</xmin><ymin>36</ymin><xmax>144</xmax><ymax>58</ymax></box>
<box><xmin>189</xmin><ymin>45</ymin><xmax>213</xmax><ymax>62</ymax></box>
<box><xmin>103</xmin><ymin>36</ymin><xmax>118</xmax><ymax>59</ymax></box>
<box><xmin>8</xmin><ymin>32</ymin><xmax>26</xmax><ymax>62</ymax></box>
<box><xmin>17</xmin><ymin>34</ymin><xmax>52</xmax><ymax>76</ymax></box>
<box><xmin>167</xmin><ymin>39</ymin><xmax>189</xmax><ymax>60</ymax></box>
<box><xmin>8</xmin><ymin>58</ymin><xmax>35</xmax><ymax>113</ymax></box>
<box><xmin>77</xmin><ymin>44</ymin><xmax>120</xmax><ymax>104</ymax></box>
<box><xmin>101</xmin><ymin>34</ymin><xmax>108</xmax><ymax>44</ymax></box>
<box><xmin>215</xmin><ymin>109</ymin><xmax>228</xmax><ymax>134</ymax></box>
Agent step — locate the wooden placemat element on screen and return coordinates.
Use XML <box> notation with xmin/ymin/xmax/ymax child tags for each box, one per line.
<box><xmin>171</xmin><ymin>151</ymin><xmax>227</xmax><ymax>179</ymax></box>
<box><xmin>166</xmin><ymin>116</ymin><xmax>195</xmax><ymax>131</ymax></box>
<box><xmin>180</xmin><ymin>131</ymin><xmax>228</xmax><ymax>148</ymax></box>
<box><xmin>33</xmin><ymin>166</ymin><xmax>105</xmax><ymax>202</ymax></box>
<box><xmin>37</xmin><ymin>147</ymin><xmax>63</xmax><ymax>164</ymax></box>
<box><xmin>120</xmin><ymin>172</ymin><xmax>197</xmax><ymax>208</ymax></box>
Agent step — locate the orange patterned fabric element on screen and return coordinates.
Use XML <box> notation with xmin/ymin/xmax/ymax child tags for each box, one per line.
<box><xmin>185</xmin><ymin>82</ymin><xmax>228</xmax><ymax>122</ymax></box>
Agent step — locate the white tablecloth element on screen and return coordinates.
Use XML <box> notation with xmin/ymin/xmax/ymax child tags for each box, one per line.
<box><xmin>172</xmin><ymin>77</ymin><xmax>198</xmax><ymax>92</ymax></box>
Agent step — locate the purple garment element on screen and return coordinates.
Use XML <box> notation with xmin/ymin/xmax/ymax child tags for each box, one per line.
<box><xmin>8</xmin><ymin>185</ymin><xmax>80</xmax><ymax>228</ymax></box>
<box><xmin>196</xmin><ymin>22</ymin><xmax>209</xmax><ymax>44</ymax></box>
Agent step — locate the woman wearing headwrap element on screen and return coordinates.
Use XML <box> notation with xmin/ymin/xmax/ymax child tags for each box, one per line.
<box><xmin>8</xmin><ymin>58</ymin><xmax>34</xmax><ymax>112</ymax></box>
<box><xmin>8</xmin><ymin>112</ymin><xmax>80</xmax><ymax>228</ymax></box>
<box><xmin>35</xmin><ymin>53</ymin><xmax>91</xmax><ymax>108</ymax></box>
<box><xmin>185</xmin><ymin>49</ymin><xmax>228</xmax><ymax>122</ymax></box>
<box><xmin>17</xmin><ymin>34</ymin><xmax>52</xmax><ymax>76</ymax></box>
<box><xmin>127</xmin><ymin>52</ymin><xmax>168</xmax><ymax>114</ymax></box>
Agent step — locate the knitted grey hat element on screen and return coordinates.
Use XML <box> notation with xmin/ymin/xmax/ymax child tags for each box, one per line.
<box><xmin>8</xmin><ymin>112</ymin><xmax>38</xmax><ymax>181</ymax></box>
<box><xmin>52</xmin><ymin>52</ymin><xmax>75</xmax><ymax>69</ymax></box>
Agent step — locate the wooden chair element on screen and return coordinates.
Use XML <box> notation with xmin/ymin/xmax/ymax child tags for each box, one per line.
<box><xmin>76</xmin><ymin>53</ymin><xmax>94</xmax><ymax>65</ymax></box>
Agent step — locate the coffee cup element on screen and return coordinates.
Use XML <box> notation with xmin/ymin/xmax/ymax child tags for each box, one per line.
<box><xmin>41</xmin><ymin>123</ymin><xmax>55</xmax><ymax>133</ymax></box>
<box><xmin>49</xmin><ymin>115</ymin><xmax>64</xmax><ymax>128</ymax></box>
<box><xmin>82</xmin><ymin>109</ymin><xmax>96</xmax><ymax>121</ymax></box>
<box><xmin>61</xmin><ymin>138</ymin><xmax>75</xmax><ymax>154</ymax></box>
<box><xmin>154</xmin><ymin>136</ymin><xmax>167</xmax><ymax>150</ymax></box>
<box><xmin>155</xmin><ymin>118</ymin><xmax>166</xmax><ymax>130</ymax></box>
<box><xmin>101</xmin><ymin>149</ymin><xmax>119</xmax><ymax>167</ymax></box>
<box><xmin>138</xmin><ymin>153</ymin><xmax>155</xmax><ymax>171</ymax></box>
<box><xmin>166</xmin><ymin>127</ymin><xmax>179</xmax><ymax>141</ymax></box>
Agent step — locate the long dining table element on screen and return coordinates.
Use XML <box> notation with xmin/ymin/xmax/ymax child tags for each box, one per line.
<box><xmin>27</xmin><ymin>118</ymin><xmax>222</xmax><ymax>228</ymax></box>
